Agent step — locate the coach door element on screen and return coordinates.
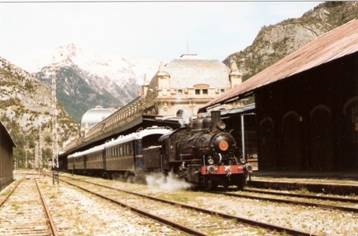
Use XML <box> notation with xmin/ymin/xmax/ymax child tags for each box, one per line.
<box><xmin>134</xmin><ymin>140</ymin><xmax>144</xmax><ymax>171</ymax></box>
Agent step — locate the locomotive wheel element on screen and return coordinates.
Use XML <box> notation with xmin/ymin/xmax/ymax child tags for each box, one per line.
<box><xmin>223</xmin><ymin>182</ymin><xmax>229</xmax><ymax>190</ymax></box>
<box><xmin>204</xmin><ymin>178</ymin><xmax>217</xmax><ymax>191</ymax></box>
<box><xmin>206</xmin><ymin>179</ymin><xmax>214</xmax><ymax>191</ymax></box>
<box><xmin>234</xmin><ymin>175</ymin><xmax>247</xmax><ymax>190</ymax></box>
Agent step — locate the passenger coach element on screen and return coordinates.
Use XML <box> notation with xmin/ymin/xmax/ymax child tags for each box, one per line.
<box><xmin>67</xmin><ymin>127</ymin><xmax>172</xmax><ymax>178</ymax></box>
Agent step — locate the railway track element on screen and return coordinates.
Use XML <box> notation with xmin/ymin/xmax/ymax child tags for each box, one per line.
<box><xmin>0</xmin><ymin>179</ymin><xmax>23</xmax><ymax>208</ymax></box>
<box><xmin>244</xmin><ymin>187</ymin><xmax>358</xmax><ymax>203</ymax></box>
<box><xmin>216</xmin><ymin>188</ymin><xmax>358</xmax><ymax>213</ymax></box>
<box><xmin>0</xmin><ymin>178</ymin><xmax>58</xmax><ymax>236</ymax></box>
<box><xmin>59</xmin><ymin>175</ymin><xmax>314</xmax><ymax>236</ymax></box>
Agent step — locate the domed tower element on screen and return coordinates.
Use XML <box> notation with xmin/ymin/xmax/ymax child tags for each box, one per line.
<box><xmin>229</xmin><ymin>59</ymin><xmax>243</xmax><ymax>88</ymax></box>
<box><xmin>156</xmin><ymin>62</ymin><xmax>171</xmax><ymax>91</ymax></box>
<box><xmin>80</xmin><ymin>106</ymin><xmax>115</xmax><ymax>135</ymax></box>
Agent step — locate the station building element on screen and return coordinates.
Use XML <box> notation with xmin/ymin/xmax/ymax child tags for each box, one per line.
<box><xmin>0</xmin><ymin>122</ymin><xmax>15</xmax><ymax>190</ymax></box>
<box><xmin>140</xmin><ymin>54</ymin><xmax>243</xmax><ymax>117</ymax></box>
<box><xmin>201</xmin><ymin>19</ymin><xmax>358</xmax><ymax>173</ymax></box>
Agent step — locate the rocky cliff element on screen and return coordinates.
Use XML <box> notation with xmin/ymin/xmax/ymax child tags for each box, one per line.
<box><xmin>0</xmin><ymin>57</ymin><xmax>78</xmax><ymax>167</ymax></box>
<box><xmin>225</xmin><ymin>2</ymin><xmax>358</xmax><ymax>81</ymax></box>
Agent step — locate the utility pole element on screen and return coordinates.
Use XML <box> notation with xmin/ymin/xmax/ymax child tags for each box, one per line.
<box><xmin>25</xmin><ymin>149</ymin><xmax>27</xmax><ymax>169</ymax></box>
<box><xmin>39</xmin><ymin>126</ymin><xmax>42</xmax><ymax>169</ymax></box>
<box><xmin>35</xmin><ymin>142</ymin><xmax>39</xmax><ymax>169</ymax></box>
<box><xmin>51</xmin><ymin>75</ymin><xmax>58</xmax><ymax>169</ymax></box>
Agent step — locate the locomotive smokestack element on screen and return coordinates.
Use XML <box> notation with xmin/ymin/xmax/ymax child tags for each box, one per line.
<box><xmin>211</xmin><ymin>110</ymin><xmax>221</xmax><ymax>129</ymax></box>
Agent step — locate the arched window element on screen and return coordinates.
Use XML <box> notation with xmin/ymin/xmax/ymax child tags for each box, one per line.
<box><xmin>309</xmin><ymin>104</ymin><xmax>334</xmax><ymax>171</ymax></box>
<box><xmin>281</xmin><ymin>111</ymin><xmax>303</xmax><ymax>170</ymax></box>
<box><xmin>258</xmin><ymin>117</ymin><xmax>275</xmax><ymax>171</ymax></box>
<box><xmin>342</xmin><ymin>97</ymin><xmax>358</xmax><ymax>169</ymax></box>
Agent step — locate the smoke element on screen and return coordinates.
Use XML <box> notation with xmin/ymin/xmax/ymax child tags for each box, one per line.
<box><xmin>145</xmin><ymin>171</ymin><xmax>192</xmax><ymax>192</ymax></box>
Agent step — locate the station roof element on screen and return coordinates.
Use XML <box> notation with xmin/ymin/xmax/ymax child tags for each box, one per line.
<box><xmin>201</xmin><ymin>19</ymin><xmax>358</xmax><ymax>111</ymax></box>
<box><xmin>220</xmin><ymin>103</ymin><xmax>256</xmax><ymax>116</ymax></box>
<box><xmin>0</xmin><ymin>122</ymin><xmax>15</xmax><ymax>147</ymax></box>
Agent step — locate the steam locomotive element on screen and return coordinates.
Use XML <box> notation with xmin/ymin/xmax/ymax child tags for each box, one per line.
<box><xmin>67</xmin><ymin>111</ymin><xmax>250</xmax><ymax>189</ymax></box>
<box><xmin>160</xmin><ymin>111</ymin><xmax>251</xmax><ymax>189</ymax></box>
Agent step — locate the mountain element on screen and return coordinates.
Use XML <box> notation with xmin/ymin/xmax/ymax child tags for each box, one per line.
<box><xmin>0</xmin><ymin>56</ymin><xmax>78</xmax><ymax>167</ymax></box>
<box><xmin>35</xmin><ymin>44</ymin><xmax>157</xmax><ymax>122</ymax></box>
<box><xmin>225</xmin><ymin>2</ymin><xmax>358</xmax><ymax>81</ymax></box>
<box><xmin>36</xmin><ymin>63</ymin><xmax>122</xmax><ymax>123</ymax></box>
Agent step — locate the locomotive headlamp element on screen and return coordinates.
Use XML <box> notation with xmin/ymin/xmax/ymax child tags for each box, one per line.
<box><xmin>207</xmin><ymin>165</ymin><xmax>216</xmax><ymax>174</ymax></box>
<box><xmin>208</xmin><ymin>158</ymin><xmax>214</xmax><ymax>165</ymax></box>
<box><xmin>218</xmin><ymin>140</ymin><xmax>229</xmax><ymax>151</ymax></box>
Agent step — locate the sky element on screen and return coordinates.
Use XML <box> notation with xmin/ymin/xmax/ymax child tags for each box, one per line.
<box><xmin>0</xmin><ymin>1</ymin><xmax>320</xmax><ymax>72</ymax></box>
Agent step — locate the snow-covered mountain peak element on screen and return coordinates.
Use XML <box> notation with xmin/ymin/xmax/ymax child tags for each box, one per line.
<box><xmin>48</xmin><ymin>43</ymin><xmax>158</xmax><ymax>86</ymax></box>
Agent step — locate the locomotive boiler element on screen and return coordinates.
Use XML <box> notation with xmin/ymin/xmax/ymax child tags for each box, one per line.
<box><xmin>160</xmin><ymin>111</ymin><xmax>250</xmax><ymax>189</ymax></box>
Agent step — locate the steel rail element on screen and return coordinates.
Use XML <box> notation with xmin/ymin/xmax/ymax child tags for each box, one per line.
<box><xmin>244</xmin><ymin>188</ymin><xmax>358</xmax><ymax>204</ymax></box>
<box><xmin>60</xmin><ymin>178</ymin><xmax>206</xmax><ymax>236</ymax></box>
<box><xmin>0</xmin><ymin>179</ymin><xmax>23</xmax><ymax>208</ymax></box>
<box><xmin>35</xmin><ymin>179</ymin><xmax>59</xmax><ymax>236</ymax></box>
<box><xmin>218</xmin><ymin>191</ymin><xmax>358</xmax><ymax>214</ymax></box>
<box><xmin>61</xmin><ymin>176</ymin><xmax>314</xmax><ymax>236</ymax></box>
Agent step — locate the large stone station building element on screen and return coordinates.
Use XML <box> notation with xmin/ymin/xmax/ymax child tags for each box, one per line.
<box><xmin>140</xmin><ymin>54</ymin><xmax>243</xmax><ymax>117</ymax></box>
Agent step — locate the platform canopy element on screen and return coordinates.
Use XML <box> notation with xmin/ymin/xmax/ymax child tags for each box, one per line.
<box><xmin>200</xmin><ymin>19</ymin><xmax>358</xmax><ymax>111</ymax></box>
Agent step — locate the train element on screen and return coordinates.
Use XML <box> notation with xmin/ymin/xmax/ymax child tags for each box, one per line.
<box><xmin>66</xmin><ymin>111</ymin><xmax>251</xmax><ymax>189</ymax></box>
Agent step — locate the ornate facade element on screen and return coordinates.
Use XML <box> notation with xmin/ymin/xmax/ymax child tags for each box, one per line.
<box><xmin>141</xmin><ymin>54</ymin><xmax>242</xmax><ymax>118</ymax></box>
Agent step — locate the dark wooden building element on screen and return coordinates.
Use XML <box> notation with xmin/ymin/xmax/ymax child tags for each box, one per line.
<box><xmin>0</xmin><ymin>122</ymin><xmax>15</xmax><ymax>190</ymax></box>
<box><xmin>201</xmin><ymin>19</ymin><xmax>358</xmax><ymax>173</ymax></box>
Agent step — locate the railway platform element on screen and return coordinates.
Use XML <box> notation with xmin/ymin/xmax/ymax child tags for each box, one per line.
<box><xmin>248</xmin><ymin>172</ymin><xmax>358</xmax><ymax>195</ymax></box>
